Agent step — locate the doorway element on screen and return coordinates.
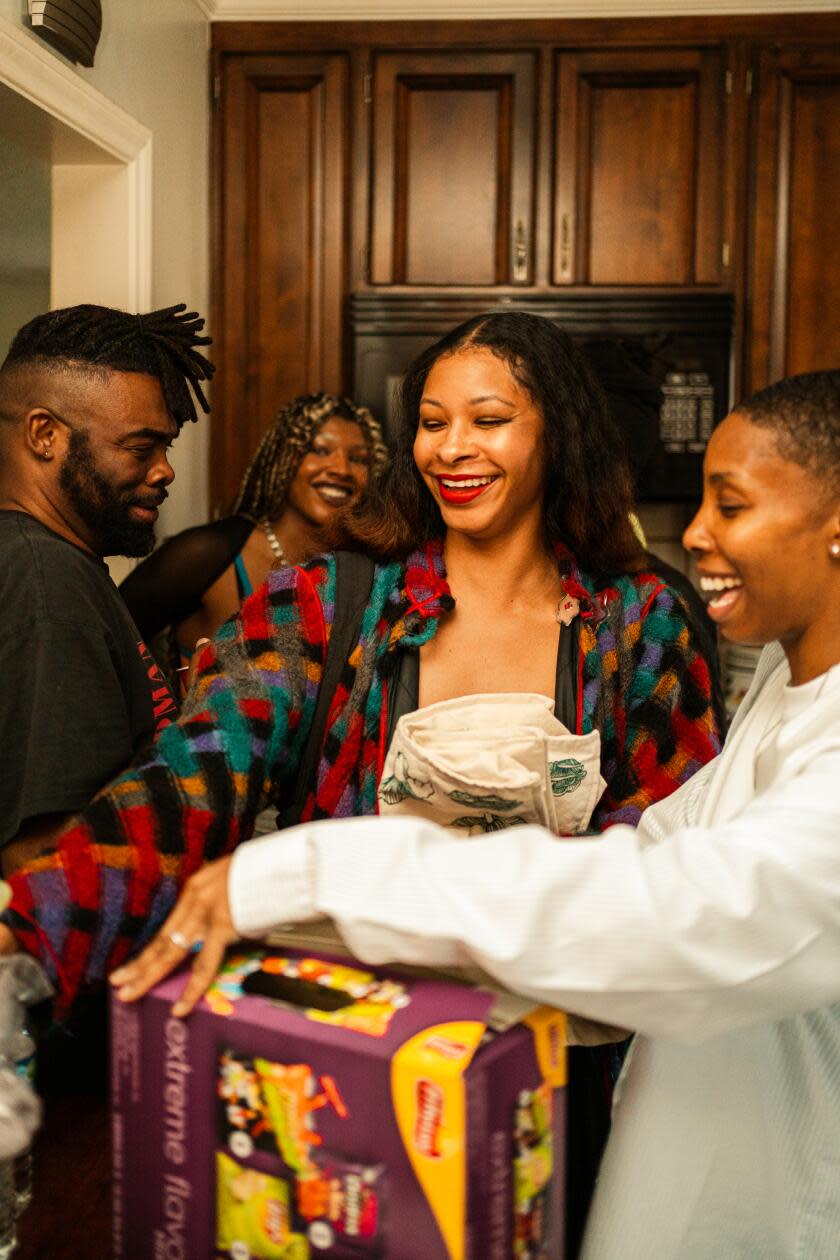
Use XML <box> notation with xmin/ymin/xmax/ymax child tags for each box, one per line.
<box><xmin>0</xmin><ymin>17</ymin><xmax>152</xmax><ymax>576</ymax></box>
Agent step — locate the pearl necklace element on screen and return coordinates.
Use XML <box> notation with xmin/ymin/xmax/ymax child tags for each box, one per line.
<box><xmin>261</xmin><ymin>517</ymin><xmax>289</xmax><ymax>566</ymax></box>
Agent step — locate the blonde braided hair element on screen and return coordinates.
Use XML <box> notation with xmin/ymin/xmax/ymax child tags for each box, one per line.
<box><xmin>231</xmin><ymin>392</ymin><xmax>388</xmax><ymax>521</ymax></box>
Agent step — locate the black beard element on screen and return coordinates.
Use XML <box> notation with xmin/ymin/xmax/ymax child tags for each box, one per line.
<box><xmin>59</xmin><ymin>427</ymin><xmax>159</xmax><ymax>557</ymax></box>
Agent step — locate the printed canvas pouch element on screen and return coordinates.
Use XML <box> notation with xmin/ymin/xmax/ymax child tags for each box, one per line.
<box><xmin>378</xmin><ymin>693</ymin><xmax>605</xmax><ymax>836</ymax></box>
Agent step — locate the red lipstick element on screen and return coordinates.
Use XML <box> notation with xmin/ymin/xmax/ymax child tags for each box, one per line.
<box><xmin>434</xmin><ymin>474</ymin><xmax>497</xmax><ymax>504</ymax></box>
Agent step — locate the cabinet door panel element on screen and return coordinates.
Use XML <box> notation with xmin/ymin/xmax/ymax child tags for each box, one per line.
<box><xmin>554</xmin><ymin>48</ymin><xmax>725</xmax><ymax>286</ymax></box>
<box><xmin>213</xmin><ymin>53</ymin><xmax>348</xmax><ymax>510</ymax></box>
<box><xmin>787</xmin><ymin>84</ymin><xmax>840</xmax><ymax>373</ymax></box>
<box><xmin>402</xmin><ymin>87</ymin><xmax>501</xmax><ymax>284</ymax></box>
<box><xmin>371</xmin><ymin>51</ymin><xmax>536</xmax><ymax>286</ymax></box>
<box><xmin>750</xmin><ymin>47</ymin><xmax>840</xmax><ymax>385</ymax></box>
<box><xmin>588</xmin><ymin>82</ymin><xmax>695</xmax><ymax>283</ymax></box>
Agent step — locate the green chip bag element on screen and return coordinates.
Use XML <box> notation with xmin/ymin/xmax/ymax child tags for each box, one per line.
<box><xmin>216</xmin><ymin>1151</ymin><xmax>309</xmax><ymax>1259</ymax></box>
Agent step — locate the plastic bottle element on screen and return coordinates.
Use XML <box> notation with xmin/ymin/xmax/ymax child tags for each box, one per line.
<box><xmin>0</xmin><ymin>1066</ymin><xmax>39</xmax><ymax>1260</ymax></box>
<box><xmin>0</xmin><ymin>1155</ymin><xmax>15</xmax><ymax>1260</ymax></box>
<box><xmin>10</xmin><ymin>1016</ymin><xmax>35</xmax><ymax>1213</ymax></box>
<box><xmin>0</xmin><ymin>951</ymin><xmax>51</xmax><ymax>1257</ymax></box>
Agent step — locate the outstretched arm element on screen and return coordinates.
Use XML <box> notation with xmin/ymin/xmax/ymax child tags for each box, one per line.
<box><xmin>114</xmin><ymin>730</ymin><xmax>840</xmax><ymax>1045</ymax></box>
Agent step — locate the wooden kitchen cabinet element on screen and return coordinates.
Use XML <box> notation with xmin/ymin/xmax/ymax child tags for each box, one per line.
<box><xmin>212</xmin><ymin>51</ymin><xmax>350</xmax><ymax>507</ymax></box>
<box><xmin>210</xmin><ymin>16</ymin><xmax>840</xmax><ymax>510</ymax></box>
<box><xmin>553</xmin><ymin>46</ymin><xmax>729</xmax><ymax>287</ymax></box>
<box><xmin>369</xmin><ymin>49</ymin><xmax>538</xmax><ymax>286</ymax></box>
<box><xmin>748</xmin><ymin>43</ymin><xmax>840</xmax><ymax>388</ymax></box>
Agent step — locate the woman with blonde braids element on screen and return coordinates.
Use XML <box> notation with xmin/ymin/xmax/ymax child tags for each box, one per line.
<box><xmin>120</xmin><ymin>392</ymin><xmax>388</xmax><ymax>670</ymax></box>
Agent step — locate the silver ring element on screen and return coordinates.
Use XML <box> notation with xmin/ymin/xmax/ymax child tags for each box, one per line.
<box><xmin>168</xmin><ymin>929</ymin><xmax>192</xmax><ymax>950</ymax></box>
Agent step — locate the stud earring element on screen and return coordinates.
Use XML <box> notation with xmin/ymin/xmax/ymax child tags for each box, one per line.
<box><xmin>831</xmin><ymin>541</ymin><xmax>840</xmax><ymax>558</ymax></box>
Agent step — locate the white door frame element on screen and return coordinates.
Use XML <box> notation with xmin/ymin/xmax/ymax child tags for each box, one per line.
<box><xmin>0</xmin><ymin>14</ymin><xmax>152</xmax><ymax>312</ymax></box>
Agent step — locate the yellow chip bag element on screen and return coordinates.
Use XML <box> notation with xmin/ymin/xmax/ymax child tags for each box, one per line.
<box><xmin>216</xmin><ymin>1151</ymin><xmax>309</xmax><ymax>1259</ymax></box>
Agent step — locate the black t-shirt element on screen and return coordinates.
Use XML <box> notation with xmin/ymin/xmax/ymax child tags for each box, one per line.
<box><xmin>0</xmin><ymin>511</ymin><xmax>178</xmax><ymax>847</ymax></box>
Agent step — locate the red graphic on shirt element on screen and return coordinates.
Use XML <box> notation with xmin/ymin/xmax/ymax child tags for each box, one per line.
<box><xmin>136</xmin><ymin>639</ymin><xmax>178</xmax><ymax>735</ymax></box>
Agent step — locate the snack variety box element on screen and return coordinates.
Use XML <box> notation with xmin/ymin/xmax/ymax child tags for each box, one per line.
<box><xmin>111</xmin><ymin>948</ymin><xmax>566</xmax><ymax>1260</ymax></box>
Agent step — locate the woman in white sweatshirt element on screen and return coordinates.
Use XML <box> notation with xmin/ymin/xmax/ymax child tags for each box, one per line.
<box><xmin>112</xmin><ymin>368</ymin><xmax>840</xmax><ymax>1259</ymax></box>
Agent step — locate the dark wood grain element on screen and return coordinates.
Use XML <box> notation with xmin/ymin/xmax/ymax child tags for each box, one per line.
<box><xmin>748</xmin><ymin>42</ymin><xmax>840</xmax><ymax>390</ymax></box>
<box><xmin>209</xmin><ymin>14</ymin><xmax>840</xmax><ymax>507</ymax></box>
<box><xmin>211</xmin><ymin>51</ymin><xmax>349</xmax><ymax>511</ymax></box>
<box><xmin>784</xmin><ymin>73</ymin><xmax>840</xmax><ymax>377</ymax></box>
<box><xmin>212</xmin><ymin>15</ymin><xmax>840</xmax><ymax>56</ymax></box>
<box><xmin>554</xmin><ymin>46</ymin><xmax>726</xmax><ymax>286</ymax></box>
<box><xmin>721</xmin><ymin>39</ymin><xmax>749</xmax><ymax>402</ymax></box>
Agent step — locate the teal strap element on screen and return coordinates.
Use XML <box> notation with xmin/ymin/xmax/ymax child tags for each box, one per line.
<box><xmin>177</xmin><ymin>550</ymin><xmax>252</xmax><ymax>666</ymax></box>
<box><xmin>233</xmin><ymin>552</ymin><xmax>253</xmax><ymax>600</ymax></box>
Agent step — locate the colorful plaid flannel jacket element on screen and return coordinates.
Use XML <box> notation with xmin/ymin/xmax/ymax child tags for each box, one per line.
<box><xmin>3</xmin><ymin>541</ymin><xmax>720</xmax><ymax>1009</ymax></box>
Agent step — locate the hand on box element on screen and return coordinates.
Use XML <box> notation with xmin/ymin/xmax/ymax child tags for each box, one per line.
<box><xmin>109</xmin><ymin>855</ymin><xmax>237</xmax><ymax>1017</ymax></box>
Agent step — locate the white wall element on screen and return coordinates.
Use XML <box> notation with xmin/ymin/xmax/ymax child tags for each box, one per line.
<box><xmin>0</xmin><ymin>0</ymin><xmax>211</xmax><ymax>537</ymax></box>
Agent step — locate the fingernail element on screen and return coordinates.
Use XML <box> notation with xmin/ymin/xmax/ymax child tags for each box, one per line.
<box><xmin>172</xmin><ymin>1001</ymin><xmax>187</xmax><ymax>1017</ymax></box>
<box><xmin>110</xmin><ymin>969</ymin><xmax>126</xmax><ymax>984</ymax></box>
<box><xmin>116</xmin><ymin>985</ymin><xmax>133</xmax><ymax>1001</ymax></box>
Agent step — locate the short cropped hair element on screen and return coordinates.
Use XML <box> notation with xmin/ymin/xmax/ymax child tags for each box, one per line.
<box><xmin>1</xmin><ymin>303</ymin><xmax>214</xmax><ymax>428</ymax></box>
<box><xmin>737</xmin><ymin>370</ymin><xmax>840</xmax><ymax>495</ymax></box>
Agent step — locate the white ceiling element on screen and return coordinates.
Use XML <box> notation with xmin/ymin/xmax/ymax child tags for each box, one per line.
<box><xmin>194</xmin><ymin>0</ymin><xmax>840</xmax><ymax>18</ymax></box>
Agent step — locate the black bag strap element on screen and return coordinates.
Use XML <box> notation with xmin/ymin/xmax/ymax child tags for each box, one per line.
<box><xmin>276</xmin><ymin>550</ymin><xmax>375</xmax><ymax>828</ymax></box>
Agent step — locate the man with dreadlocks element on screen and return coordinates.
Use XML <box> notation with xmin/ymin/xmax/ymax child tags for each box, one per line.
<box><xmin>0</xmin><ymin>302</ymin><xmax>214</xmax><ymax>880</ymax></box>
<box><xmin>119</xmin><ymin>392</ymin><xmax>387</xmax><ymax>676</ymax></box>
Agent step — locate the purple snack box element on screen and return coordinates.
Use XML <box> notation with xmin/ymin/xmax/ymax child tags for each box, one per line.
<box><xmin>111</xmin><ymin>948</ymin><xmax>566</xmax><ymax>1260</ymax></box>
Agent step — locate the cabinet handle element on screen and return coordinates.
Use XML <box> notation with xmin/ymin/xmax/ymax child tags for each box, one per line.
<box><xmin>560</xmin><ymin>213</ymin><xmax>571</xmax><ymax>277</ymax></box>
<box><xmin>513</xmin><ymin>218</ymin><xmax>528</xmax><ymax>282</ymax></box>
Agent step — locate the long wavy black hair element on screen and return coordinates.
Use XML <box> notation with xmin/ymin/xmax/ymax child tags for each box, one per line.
<box><xmin>342</xmin><ymin>311</ymin><xmax>643</xmax><ymax>575</ymax></box>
